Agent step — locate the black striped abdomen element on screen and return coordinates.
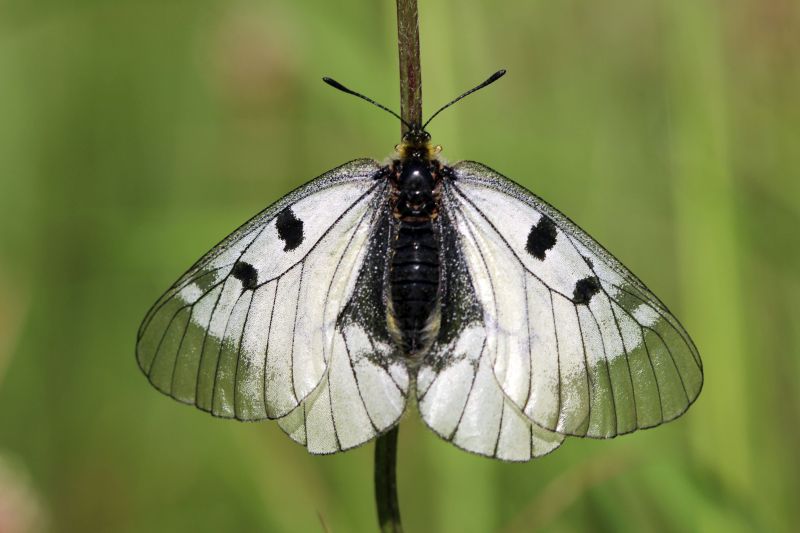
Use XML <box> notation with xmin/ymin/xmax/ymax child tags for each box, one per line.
<box><xmin>389</xmin><ymin>220</ymin><xmax>440</xmax><ymax>354</ymax></box>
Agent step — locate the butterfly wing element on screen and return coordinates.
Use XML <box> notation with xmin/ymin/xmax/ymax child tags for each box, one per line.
<box><xmin>416</xmin><ymin>207</ymin><xmax>565</xmax><ymax>461</ymax></box>
<box><xmin>437</xmin><ymin>161</ymin><xmax>702</xmax><ymax>440</ymax></box>
<box><xmin>278</xmin><ymin>208</ymin><xmax>410</xmax><ymax>453</ymax></box>
<box><xmin>137</xmin><ymin>159</ymin><xmax>409</xmax><ymax>452</ymax></box>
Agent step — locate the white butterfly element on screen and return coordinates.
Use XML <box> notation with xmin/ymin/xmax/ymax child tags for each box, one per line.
<box><xmin>137</xmin><ymin>72</ymin><xmax>702</xmax><ymax>461</ymax></box>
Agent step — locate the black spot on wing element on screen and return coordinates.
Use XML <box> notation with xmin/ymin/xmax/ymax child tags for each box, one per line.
<box><xmin>276</xmin><ymin>207</ymin><xmax>304</xmax><ymax>251</ymax></box>
<box><xmin>572</xmin><ymin>276</ymin><xmax>601</xmax><ymax>305</ymax></box>
<box><xmin>232</xmin><ymin>261</ymin><xmax>258</xmax><ymax>290</ymax></box>
<box><xmin>526</xmin><ymin>215</ymin><xmax>557</xmax><ymax>260</ymax></box>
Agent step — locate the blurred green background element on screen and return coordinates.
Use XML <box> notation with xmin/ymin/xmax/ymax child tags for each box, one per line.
<box><xmin>1</xmin><ymin>0</ymin><xmax>798</xmax><ymax>531</ymax></box>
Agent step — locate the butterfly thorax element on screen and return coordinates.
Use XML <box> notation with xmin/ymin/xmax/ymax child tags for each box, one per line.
<box><xmin>386</xmin><ymin>147</ymin><xmax>444</xmax><ymax>360</ymax></box>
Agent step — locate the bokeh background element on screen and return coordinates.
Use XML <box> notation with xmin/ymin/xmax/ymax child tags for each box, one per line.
<box><xmin>1</xmin><ymin>0</ymin><xmax>798</xmax><ymax>531</ymax></box>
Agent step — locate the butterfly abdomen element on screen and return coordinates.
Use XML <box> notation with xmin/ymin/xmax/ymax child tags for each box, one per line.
<box><xmin>389</xmin><ymin>220</ymin><xmax>440</xmax><ymax>355</ymax></box>
<box><xmin>387</xmin><ymin>157</ymin><xmax>443</xmax><ymax>357</ymax></box>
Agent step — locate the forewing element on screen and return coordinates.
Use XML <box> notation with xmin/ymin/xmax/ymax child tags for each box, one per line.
<box><xmin>444</xmin><ymin>161</ymin><xmax>702</xmax><ymax>438</ymax></box>
<box><xmin>416</xmin><ymin>209</ymin><xmax>564</xmax><ymax>461</ymax></box>
<box><xmin>136</xmin><ymin>159</ymin><xmax>395</xmax><ymax>423</ymax></box>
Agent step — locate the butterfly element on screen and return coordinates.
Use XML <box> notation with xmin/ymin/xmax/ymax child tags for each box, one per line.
<box><xmin>137</xmin><ymin>70</ymin><xmax>702</xmax><ymax>461</ymax></box>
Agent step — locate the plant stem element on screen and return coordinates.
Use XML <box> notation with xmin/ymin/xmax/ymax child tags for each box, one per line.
<box><xmin>396</xmin><ymin>0</ymin><xmax>422</xmax><ymax>133</ymax></box>
<box><xmin>375</xmin><ymin>426</ymin><xmax>402</xmax><ymax>533</ymax></box>
<box><xmin>374</xmin><ymin>2</ymin><xmax>421</xmax><ymax>531</ymax></box>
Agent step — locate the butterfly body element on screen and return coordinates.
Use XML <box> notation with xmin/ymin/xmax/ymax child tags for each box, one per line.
<box><xmin>387</xmin><ymin>136</ymin><xmax>445</xmax><ymax>359</ymax></box>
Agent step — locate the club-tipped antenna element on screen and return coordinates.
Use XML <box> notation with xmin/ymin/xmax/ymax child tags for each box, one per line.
<box><xmin>323</xmin><ymin>77</ymin><xmax>413</xmax><ymax>130</ymax></box>
<box><xmin>422</xmin><ymin>69</ymin><xmax>507</xmax><ymax>130</ymax></box>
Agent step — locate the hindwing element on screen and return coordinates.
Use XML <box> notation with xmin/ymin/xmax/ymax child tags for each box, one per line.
<box><xmin>416</xmin><ymin>207</ymin><xmax>565</xmax><ymax>461</ymax></box>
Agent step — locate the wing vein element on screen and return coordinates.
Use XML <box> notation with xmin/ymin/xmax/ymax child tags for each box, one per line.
<box><xmin>574</xmin><ymin>303</ymin><xmax>593</xmax><ymax>436</ymax></box>
<box><xmin>263</xmin><ymin>277</ymin><xmax>280</xmax><ymax>416</ymax></box>
<box><xmin>607</xmin><ymin>300</ymin><xmax>639</xmax><ymax>426</ymax></box>
<box><xmin>522</xmin><ymin>273</ymin><xmax>533</xmax><ymax>417</ymax></box>
<box><xmin>289</xmin><ymin>262</ymin><xmax>305</xmax><ymax>402</ymax></box>
<box><xmin>147</xmin><ymin>302</ymin><xmax>189</xmax><ymax>377</ymax></box>
<box><xmin>448</xmin><ymin>338</ymin><xmax>487</xmax><ymax>441</ymax></box>
<box><xmin>233</xmin><ymin>290</ymin><xmax>257</xmax><ymax>419</ymax></box>
<box><xmin>638</xmin><ymin>323</ymin><xmax>665</xmax><ymax>424</ymax></box>
<box><xmin>585</xmin><ymin>304</ymin><xmax>619</xmax><ymax>436</ymax></box>
<box><xmin>550</xmin><ymin>289</ymin><xmax>563</xmax><ymax>430</ymax></box>
<box><xmin>342</xmin><ymin>334</ymin><xmax>380</xmax><ymax>432</ymax></box>
<box><xmin>194</xmin><ymin>281</ymin><xmax>227</xmax><ymax>410</ymax></box>
<box><xmin>327</xmin><ymin>367</ymin><xmax>342</xmax><ymax>452</ymax></box>
<box><xmin>210</xmin><ymin>287</ymin><xmax>249</xmax><ymax>413</ymax></box>
<box><xmin>169</xmin><ymin>304</ymin><xmax>194</xmax><ymax>396</ymax></box>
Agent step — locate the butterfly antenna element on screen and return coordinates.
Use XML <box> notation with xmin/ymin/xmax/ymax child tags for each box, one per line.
<box><xmin>323</xmin><ymin>77</ymin><xmax>413</xmax><ymax>130</ymax></box>
<box><xmin>422</xmin><ymin>69</ymin><xmax>507</xmax><ymax>130</ymax></box>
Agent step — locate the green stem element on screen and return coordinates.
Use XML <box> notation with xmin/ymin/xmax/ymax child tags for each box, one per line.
<box><xmin>396</xmin><ymin>0</ymin><xmax>422</xmax><ymax>133</ymax></box>
<box><xmin>374</xmin><ymin>426</ymin><xmax>403</xmax><ymax>533</ymax></box>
